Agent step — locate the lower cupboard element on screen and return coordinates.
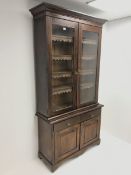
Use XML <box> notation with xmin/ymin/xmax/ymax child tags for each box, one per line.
<box><xmin>38</xmin><ymin>108</ymin><xmax>101</xmax><ymax>171</ymax></box>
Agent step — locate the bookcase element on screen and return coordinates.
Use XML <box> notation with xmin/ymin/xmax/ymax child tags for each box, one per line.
<box><xmin>30</xmin><ymin>2</ymin><xmax>106</xmax><ymax>171</ymax></box>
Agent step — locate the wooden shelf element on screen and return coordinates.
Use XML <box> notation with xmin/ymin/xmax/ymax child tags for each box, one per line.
<box><xmin>80</xmin><ymin>99</ymin><xmax>90</xmax><ymax>104</ymax></box>
<box><xmin>52</xmin><ymin>72</ymin><xmax>72</xmax><ymax>79</ymax></box>
<box><xmin>82</xmin><ymin>39</ymin><xmax>97</xmax><ymax>45</ymax></box>
<box><xmin>80</xmin><ymin>82</ymin><xmax>94</xmax><ymax>89</ymax></box>
<box><xmin>80</xmin><ymin>70</ymin><xmax>96</xmax><ymax>75</ymax></box>
<box><xmin>52</xmin><ymin>35</ymin><xmax>72</xmax><ymax>42</ymax></box>
<box><xmin>82</xmin><ymin>55</ymin><xmax>96</xmax><ymax>61</ymax></box>
<box><xmin>53</xmin><ymin>85</ymin><xmax>72</xmax><ymax>95</ymax></box>
<box><xmin>52</xmin><ymin>55</ymin><xmax>72</xmax><ymax>61</ymax></box>
<box><xmin>31</xmin><ymin>2</ymin><xmax>105</xmax><ymax>172</ymax></box>
<box><xmin>53</xmin><ymin>104</ymin><xmax>72</xmax><ymax>112</ymax></box>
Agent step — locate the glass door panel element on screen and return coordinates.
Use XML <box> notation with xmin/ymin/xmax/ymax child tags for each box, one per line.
<box><xmin>51</xmin><ymin>22</ymin><xmax>75</xmax><ymax>113</ymax></box>
<box><xmin>79</xmin><ymin>30</ymin><xmax>99</xmax><ymax>105</ymax></box>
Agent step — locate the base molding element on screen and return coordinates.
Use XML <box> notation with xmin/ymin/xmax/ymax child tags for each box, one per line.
<box><xmin>38</xmin><ymin>139</ymin><xmax>101</xmax><ymax>172</ymax></box>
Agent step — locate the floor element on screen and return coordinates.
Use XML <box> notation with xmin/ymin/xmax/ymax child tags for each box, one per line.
<box><xmin>2</xmin><ymin>132</ymin><xmax>131</xmax><ymax>175</ymax></box>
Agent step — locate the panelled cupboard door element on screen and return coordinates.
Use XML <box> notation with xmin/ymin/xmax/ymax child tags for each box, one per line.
<box><xmin>78</xmin><ymin>24</ymin><xmax>101</xmax><ymax>107</ymax></box>
<box><xmin>80</xmin><ymin>116</ymin><xmax>100</xmax><ymax>148</ymax></box>
<box><xmin>55</xmin><ymin>124</ymin><xmax>80</xmax><ymax>163</ymax></box>
<box><xmin>47</xmin><ymin>17</ymin><xmax>78</xmax><ymax>115</ymax></box>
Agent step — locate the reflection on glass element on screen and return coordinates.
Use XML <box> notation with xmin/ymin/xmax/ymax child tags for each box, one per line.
<box><xmin>52</xmin><ymin>24</ymin><xmax>74</xmax><ymax>112</ymax></box>
<box><xmin>80</xmin><ymin>31</ymin><xmax>98</xmax><ymax>104</ymax></box>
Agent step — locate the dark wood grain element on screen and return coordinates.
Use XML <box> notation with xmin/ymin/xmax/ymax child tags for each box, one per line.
<box><xmin>38</xmin><ymin>117</ymin><xmax>53</xmax><ymax>162</ymax></box>
<box><xmin>45</xmin><ymin>11</ymin><xmax>103</xmax><ymax>27</ymax></box>
<box><xmin>30</xmin><ymin>2</ymin><xmax>105</xmax><ymax>172</ymax></box>
<box><xmin>55</xmin><ymin>124</ymin><xmax>80</xmax><ymax>163</ymax></box>
<box><xmin>37</xmin><ymin>107</ymin><xmax>102</xmax><ymax>171</ymax></box>
<box><xmin>37</xmin><ymin>103</ymin><xmax>103</xmax><ymax>124</ymax></box>
<box><xmin>54</xmin><ymin>116</ymin><xmax>80</xmax><ymax>131</ymax></box>
<box><xmin>30</xmin><ymin>2</ymin><xmax>107</xmax><ymax>25</ymax></box>
<box><xmin>33</xmin><ymin>15</ymin><xmax>49</xmax><ymax>116</ymax></box>
<box><xmin>80</xmin><ymin>116</ymin><xmax>101</xmax><ymax>148</ymax></box>
<box><xmin>39</xmin><ymin>138</ymin><xmax>101</xmax><ymax>172</ymax></box>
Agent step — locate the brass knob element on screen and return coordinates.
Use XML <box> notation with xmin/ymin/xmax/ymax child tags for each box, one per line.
<box><xmin>67</xmin><ymin>123</ymin><xmax>71</xmax><ymax>126</ymax></box>
<box><xmin>91</xmin><ymin>114</ymin><xmax>94</xmax><ymax>118</ymax></box>
<box><xmin>75</xmin><ymin>71</ymin><xmax>78</xmax><ymax>75</ymax></box>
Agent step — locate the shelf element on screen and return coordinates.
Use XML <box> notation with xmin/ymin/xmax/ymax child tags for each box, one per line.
<box><xmin>53</xmin><ymin>104</ymin><xmax>72</xmax><ymax>112</ymax></box>
<box><xmin>82</xmin><ymin>55</ymin><xmax>96</xmax><ymax>61</ymax></box>
<box><xmin>80</xmin><ymin>70</ymin><xmax>96</xmax><ymax>75</ymax></box>
<box><xmin>52</xmin><ymin>85</ymin><xmax>72</xmax><ymax>95</ymax></box>
<box><xmin>82</xmin><ymin>39</ymin><xmax>97</xmax><ymax>45</ymax></box>
<box><xmin>80</xmin><ymin>99</ymin><xmax>90</xmax><ymax>104</ymax></box>
<box><xmin>52</xmin><ymin>72</ymin><xmax>72</xmax><ymax>79</ymax></box>
<box><xmin>52</xmin><ymin>35</ymin><xmax>72</xmax><ymax>42</ymax></box>
<box><xmin>80</xmin><ymin>82</ymin><xmax>94</xmax><ymax>89</ymax></box>
<box><xmin>52</xmin><ymin>55</ymin><xmax>72</xmax><ymax>61</ymax></box>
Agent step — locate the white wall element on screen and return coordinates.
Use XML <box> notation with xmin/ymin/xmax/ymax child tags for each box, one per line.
<box><xmin>0</xmin><ymin>0</ymin><xmax>38</xmax><ymax>173</ymax></box>
<box><xmin>100</xmin><ymin>17</ymin><xmax>131</xmax><ymax>143</ymax></box>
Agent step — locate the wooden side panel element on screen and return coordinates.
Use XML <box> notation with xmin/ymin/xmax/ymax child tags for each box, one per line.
<box><xmin>55</xmin><ymin>124</ymin><xmax>80</xmax><ymax>163</ymax></box>
<box><xmin>34</xmin><ymin>15</ymin><xmax>48</xmax><ymax>116</ymax></box>
<box><xmin>80</xmin><ymin>115</ymin><xmax>101</xmax><ymax>148</ymax></box>
<box><xmin>38</xmin><ymin>117</ymin><xmax>53</xmax><ymax>162</ymax></box>
<box><xmin>95</xmin><ymin>28</ymin><xmax>102</xmax><ymax>102</ymax></box>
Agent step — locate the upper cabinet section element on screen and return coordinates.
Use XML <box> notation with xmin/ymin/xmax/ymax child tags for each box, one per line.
<box><xmin>30</xmin><ymin>3</ymin><xmax>106</xmax><ymax>117</ymax></box>
<box><xmin>46</xmin><ymin>17</ymin><xmax>101</xmax><ymax>115</ymax></box>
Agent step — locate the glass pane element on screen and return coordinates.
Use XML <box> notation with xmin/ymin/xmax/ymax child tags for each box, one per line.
<box><xmin>80</xmin><ymin>31</ymin><xmax>98</xmax><ymax>105</ymax></box>
<box><xmin>52</xmin><ymin>24</ymin><xmax>74</xmax><ymax>112</ymax></box>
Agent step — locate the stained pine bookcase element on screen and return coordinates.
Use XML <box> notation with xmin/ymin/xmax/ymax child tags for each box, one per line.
<box><xmin>30</xmin><ymin>2</ymin><xmax>106</xmax><ymax>171</ymax></box>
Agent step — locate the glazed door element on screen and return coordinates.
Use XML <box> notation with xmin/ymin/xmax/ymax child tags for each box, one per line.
<box><xmin>49</xmin><ymin>18</ymin><xmax>78</xmax><ymax>114</ymax></box>
<box><xmin>78</xmin><ymin>24</ymin><xmax>101</xmax><ymax>107</ymax></box>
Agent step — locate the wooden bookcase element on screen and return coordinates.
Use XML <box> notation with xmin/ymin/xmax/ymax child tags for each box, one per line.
<box><xmin>30</xmin><ymin>2</ymin><xmax>106</xmax><ymax>172</ymax></box>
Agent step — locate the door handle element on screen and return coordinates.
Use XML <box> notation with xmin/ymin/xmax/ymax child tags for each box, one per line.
<box><xmin>67</xmin><ymin>122</ymin><xmax>71</xmax><ymax>127</ymax></box>
<box><xmin>75</xmin><ymin>71</ymin><xmax>78</xmax><ymax>75</ymax></box>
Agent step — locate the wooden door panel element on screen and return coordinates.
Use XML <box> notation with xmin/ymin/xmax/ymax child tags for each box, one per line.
<box><xmin>84</xmin><ymin>120</ymin><xmax>97</xmax><ymax>142</ymax></box>
<box><xmin>80</xmin><ymin>116</ymin><xmax>100</xmax><ymax>148</ymax></box>
<box><xmin>55</xmin><ymin>124</ymin><xmax>80</xmax><ymax>163</ymax></box>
